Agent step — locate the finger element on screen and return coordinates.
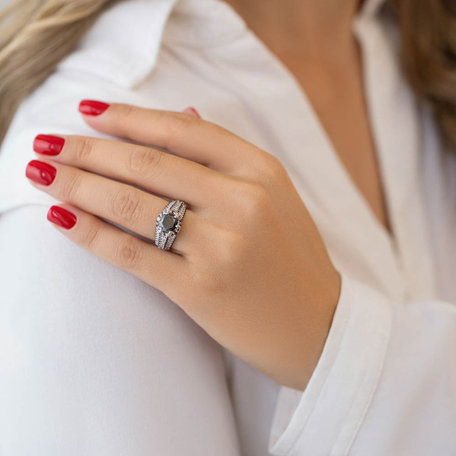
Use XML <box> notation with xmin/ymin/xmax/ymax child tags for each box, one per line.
<box><xmin>46</xmin><ymin>203</ymin><xmax>187</xmax><ymax>295</ymax></box>
<box><xmin>182</xmin><ymin>106</ymin><xmax>201</xmax><ymax>118</ymax></box>
<box><xmin>33</xmin><ymin>133</ymin><xmax>233</xmax><ymax>209</ymax></box>
<box><xmin>78</xmin><ymin>100</ymin><xmax>266</xmax><ymax>174</ymax></box>
<box><xmin>25</xmin><ymin>159</ymin><xmax>199</xmax><ymax>256</ymax></box>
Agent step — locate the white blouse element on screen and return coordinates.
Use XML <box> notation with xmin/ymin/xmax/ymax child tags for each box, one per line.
<box><xmin>0</xmin><ymin>0</ymin><xmax>455</xmax><ymax>454</ymax></box>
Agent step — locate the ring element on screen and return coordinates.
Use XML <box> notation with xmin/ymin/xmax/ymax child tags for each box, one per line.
<box><xmin>155</xmin><ymin>199</ymin><xmax>187</xmax><ymax>251</ymax></box>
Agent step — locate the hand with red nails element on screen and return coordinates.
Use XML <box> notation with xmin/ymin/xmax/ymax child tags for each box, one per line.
<box><xmin>25</xmin><ymin>99</ymin><xmax>341</xmax><ymax>390</ymax></box>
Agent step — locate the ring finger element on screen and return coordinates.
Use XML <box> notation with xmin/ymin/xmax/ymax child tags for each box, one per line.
<box><xmin>25</xmin><ymin>158</ymin><xmax>200</xmax><ymax>256</ymax></box>
<box><xmin>47</xmin><ymin>202</ymin><xmax>187</xmax><ymax>295</ymax></box>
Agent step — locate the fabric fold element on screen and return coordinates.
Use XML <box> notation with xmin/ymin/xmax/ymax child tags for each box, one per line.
<box><xmin>269</xmin><ymin>273</ymin><xmax>393</xmax><ymax>455</ymax></box>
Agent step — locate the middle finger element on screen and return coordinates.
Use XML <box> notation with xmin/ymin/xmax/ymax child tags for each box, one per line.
<box><xmin>25</xmin><ymin>158</ymin><xmax>201</xmax><ymax>256</ymax></box>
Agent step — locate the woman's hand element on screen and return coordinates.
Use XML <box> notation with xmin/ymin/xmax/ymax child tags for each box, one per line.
<box><xmin>26</xmin><ymin>100</ymin><xmax>341</xmax><ymax>390</ymax></box>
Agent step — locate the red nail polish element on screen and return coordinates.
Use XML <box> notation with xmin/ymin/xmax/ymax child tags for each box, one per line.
<box><xmin>183</xmin><ymin>106</ymin><xmax>201</xmax><ymax>118</ymax></box>
<box><xmin>25</xmin><ymin>160</ymin><xmax>56</xmax><ymax>186</ymax></box>
<box><xmin>79</xmin><ymin>99</ymin><xmax>110</xmax><ymax>116</ymax></box>
<box><xmin>47</xmin><ymin>205</ymin><xmax>77</xmax><ymax>229</ymax></box>
<box><xmin>33</xmin><ymin>134</ymin><xmax>65</xmax><ymax>155</ymax></box>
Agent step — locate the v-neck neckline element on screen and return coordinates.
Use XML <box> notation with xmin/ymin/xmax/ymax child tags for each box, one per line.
<box><xmin>204</xmin><ymin>0</ymin><xmax>400</xmax><ymax>250</ymax></box>
<box><xmin>167</xmin><ymin>0</ymin><xmax>427</xmax><ymax>298</ymax></box>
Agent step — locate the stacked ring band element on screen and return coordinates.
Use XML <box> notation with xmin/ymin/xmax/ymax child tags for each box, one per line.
<box><xmin>155</xmin><ymin>199</ymin><xmax>187</xmax><ymax>251</ymax></box>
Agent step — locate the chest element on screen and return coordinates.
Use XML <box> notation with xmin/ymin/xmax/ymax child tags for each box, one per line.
<box><xmin>278</xmin><ymin>47</ymin><xmax>393</xmax><ymax>236</ymax></box>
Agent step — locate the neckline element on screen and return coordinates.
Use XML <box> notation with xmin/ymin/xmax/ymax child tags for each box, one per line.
<box><xmin>211</xmin><ymin>0</ymin><xmax>398</xmax><ymax>249</ymax></box>
<box><xmin>166</xmin><ymin>0</ymin><xmax>410</xmax><ymax>296</ymax></box>
<box><xmin>167</xmin><ymin>0</ymin><xmax>388</xmax><ymax>49</ymax></box>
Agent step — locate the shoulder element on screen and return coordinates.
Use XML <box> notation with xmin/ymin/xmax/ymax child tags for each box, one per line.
<box><xmin>0</xmin><ymin>204</ymin><xmax>238</xmax><ymax>456</ymax></box>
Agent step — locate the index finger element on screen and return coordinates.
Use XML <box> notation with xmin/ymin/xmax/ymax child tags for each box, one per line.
<box><xmin>78</xmin><ymin>100</ymin><xmax>265</xmax><ymax>173</ymax></box>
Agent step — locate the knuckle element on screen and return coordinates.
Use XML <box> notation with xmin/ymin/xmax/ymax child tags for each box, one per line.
<box><xmin>239</xmin><ymin>181</ymin><xmax>271</xmax><ymax>218</ymax></box>
<box><xmin>81</xmin><ymin>224</ymin><xmax>100</xmax><ymax>251</ymax></box>
<box><xmin>115</xmin><ymin>238</ymin><xmax>142</xmax><ymax>270</ymax></box>
<box><xmin>165</xmin><ymin>112</ymin><xmax>198</xmax><ymax>147</ymax></box>
<box><xmin>173</xmin><ymin>111</ymin><xmax>199</xmax><ymax>128</ymax></box>
<box><xmin>219</xmin><ymin>229</ymin><xmax>247</xmax><ymax>265</ymax></box>
<box><xmin>191</xmin><ymin>261</ymin><xmax>225</xmax><ymax>295</ymax></box>
<box><xmin>74</xmin><ymin>136</ymin><xmax>95</xmax><ymax>163</ymax></box>
<box><xmin>109</xmin><ymin>188</ymin><xmax>143</xmax><ymax>223</ymax></box>
<box><xmin>116</xmin><ymin>103</ymin><xmax>136</xmax><ymax>120</ymax></box>
<box><xmin>128</xmin><ymin>147</ymin><xmax>163</xmax><ymax>178</ymax></box>
<box><xmin>258</xmin><ymin>152</ymin><xmax>286</xmax><ymax>180</ymax></box>
<box><xmin>60</xmin><ymin>172</ymin><xmax>82</xmax><ymax>201</ymax></box>
<box><xmin>193</xmin><ymin>230</ymin><xmax>244</xmax><ymax>289</ymax></box>
<box><xmin>110</xmin><ymin>104</ymin><xmax>136</xmax><ymax>134</ymax></box>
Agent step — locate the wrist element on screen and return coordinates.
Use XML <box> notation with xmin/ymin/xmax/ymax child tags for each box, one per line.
<box><xmin>283</xmin><ymin>267</ymin><xmax>342</xmax><ymax>391</ymax></box>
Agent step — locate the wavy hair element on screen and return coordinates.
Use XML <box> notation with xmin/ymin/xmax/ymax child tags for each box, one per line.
<box><xmin>0</xmin><ymin>0</ymin><xmax>455</xmax><ymax>152</ymax></box>
<box><xmin>0</xmin><ymin>0</ymin><xmax>116</xmax><ymax>143</ymax></box>
<box><xmin>393</xmin><ymin>0</ymin><xmax>456</xmax><ymax>150</ymax></box>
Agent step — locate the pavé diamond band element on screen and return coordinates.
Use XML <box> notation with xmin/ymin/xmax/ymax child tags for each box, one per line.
<box><xmin>155</xmin><ymin>200</ymin><xmax>187</xmax><ymax>251</ymax></box>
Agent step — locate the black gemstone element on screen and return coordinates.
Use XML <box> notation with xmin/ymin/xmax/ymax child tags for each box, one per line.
<box><xmin>161</xmin><ymin>214</ymin><xmax>176</xmax><ymax>231</ymax></box>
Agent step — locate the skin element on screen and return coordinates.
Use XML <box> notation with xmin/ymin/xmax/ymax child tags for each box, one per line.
<box><xmin>24</xmin><ymin>0</ymin><xmax>387</xmax><ymax>391</ymax></box>
<box><xmin>225</xmin><ymin>0</ymin><xmax>392</xmax><ymax>233</ymax></box>
<box><xmin>27</xmin><ymin>105</ymin><xmax>340</xmax><ymax>391</ymax></box>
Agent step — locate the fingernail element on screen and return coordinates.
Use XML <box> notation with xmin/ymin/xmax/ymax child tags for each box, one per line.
<box><xmin>33</xmin><ymin>134</ymin><xmax>65</xmax><ymax>155</ymax></box>
<box><xmin>183</xmin><ymin>106</ymin><xmax>201</xmax><ymax>118</ymax></box>
<box><xmin>47</xmin><ymin>205</ymin><xmax>77</xmax><ymax>229</ymax></box>
<box><xmin>79</xmin><ymin>99</ymin><xmax>110</xmax><ymax>116</ymax></box>
<box><xmin>25</xmin><ymin>160</ymin><xmax>56</xmax><ymax>186</ymax></box>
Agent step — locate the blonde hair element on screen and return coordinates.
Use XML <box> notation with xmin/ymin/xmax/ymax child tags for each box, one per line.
<box><xmin>0</xmin><ymin>0</ymin><xmax>455</xmax><ymax>153</ymax></box>
<box><xmin>0</xmin><ymin>0</ymin><xmax>116</xmax><ymax>143</ymax></box>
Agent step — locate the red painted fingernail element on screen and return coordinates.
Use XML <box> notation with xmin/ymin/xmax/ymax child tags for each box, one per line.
<box><xmin>183</xmin><ymin>106</ymin><xmax>201</xmax><ymax>118</ymax></box>
<box><xmin>47</xmin><ymin>206</ymin><xmax>77</xmax><ymax>229</ymax></box>
<box><xmin>25</xmin><ymin>160</ymin><xmax>56</xmax><ymax>186</ymax></box>
<box><xmin>79</xmin><ymin>99</ymin><xmax>110</xmax><ymax>116</ymax></box>
<box><xmin>33</xmin><ymin>134</ymin><xmax>65</xmax><ymax>155</ymax></box>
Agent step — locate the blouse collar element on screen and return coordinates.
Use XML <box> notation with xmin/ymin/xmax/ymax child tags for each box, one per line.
<box><xmin>56</xmin><ymin>0</ymin><xmax>179</xmax><ymax>88</ymax></box>
<box><xmin>164</xmin><ymin>0</ymin><xmax>389</xmax><ymax>48</ymax></box>
<box><xmin>57</xmin><ymin>0</ymin><xmax>389</xmax><ymax>88</ymax></box>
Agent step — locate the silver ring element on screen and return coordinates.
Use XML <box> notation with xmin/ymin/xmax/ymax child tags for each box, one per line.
<box><xmin>155</xmin><ymin>200</ymin><xmax>187</xmax><ymax>250</ymax></box>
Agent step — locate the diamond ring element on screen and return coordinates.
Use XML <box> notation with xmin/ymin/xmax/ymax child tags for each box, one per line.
<box><xmin>155</xmin><ymin>200</ymin><xmax>187</xmax><ymax>251</ymax></box>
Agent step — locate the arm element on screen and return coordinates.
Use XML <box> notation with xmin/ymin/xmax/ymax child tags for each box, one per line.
<box><xmin>25</xmin><ymin>100</ymin><xmax>456</xmax><ymax>456</ymax></box>
<box><xmin>0</xmin><ymin>205</ymin><xmax>241</xmax><ymax>456</ymax></box>
<box><xmin>269</xmin><ymin>272</ymin><xmax>456</xmax><ymax>456</ymax></box>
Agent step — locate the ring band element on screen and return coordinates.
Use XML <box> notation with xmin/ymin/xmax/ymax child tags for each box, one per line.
<box><xmin>155</xmin><ymin>199</ymin><xmax>187</xmax><ymax>251</ymax></box>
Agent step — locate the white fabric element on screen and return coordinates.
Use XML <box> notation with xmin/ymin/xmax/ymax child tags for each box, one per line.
<box><xmin>0</xmin><ymin>0</ymin><xmax>455</xmax><ymax>454</ymax></box>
